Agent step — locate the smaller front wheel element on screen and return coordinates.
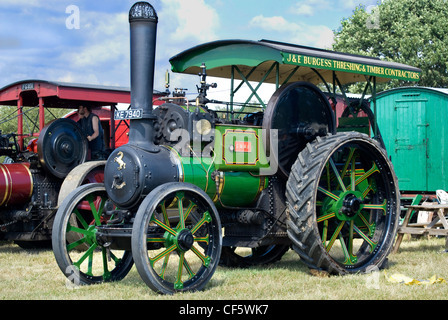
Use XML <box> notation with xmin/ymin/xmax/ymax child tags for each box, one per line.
<box><xmin>132</xmin><ymin>182</ymin><xmax>222</xmax><ymax>294</ymax></box>
<box><xmin>52</xmin><ymin>183</ymin><xmax>134</xmax><ymax>285</ymax></box>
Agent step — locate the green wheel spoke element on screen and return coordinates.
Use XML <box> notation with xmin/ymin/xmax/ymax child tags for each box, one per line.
<box><xmin>149</xmin><ymin>244</ymin><xmax>177</xmax><ymax>265</ymax></box>
<box><xmin>159</xmin><ymin>255</ymin><xmax>170</xmax><ymax>280</ymax></box>
<box><xmin>66</xmin><ymin>237</ymin><xmax>88</xmax><ymax>251</ymax></box>
<box><xmin>73</xmin><ymin>208</ymin><xmax>89</xmax><ymax>229</ymax></box>
<box><xmin>357</xmin><ymin>212</ymin><xmax>376</xmax><ymax>236</ymax></box>
<box><xmin>191</xmin><ymin>245</ymin><xmax>211</xmax><ymax>267</ymax></box>
<box><xmin>329</xmin><ymin>158</ymin><xmax>346</xmax><ymax>192</ymax></box>
<box><xmin>346</xmin><ymin>221</ymin><xmax>358</xmax><ymax>264</ymax></box>
<box><xmin>339</xmin><ymin>237</ymin><xmax>357</xmax><ymax>265</ymax></box>
<box><xmin>353</xmin><ymin>224</ymin><xmax>378</xmax><ymax>250</ymax></box>
<box><xmin>73</xmin><ymin>243</ymin><xmax>98</xmax><ymax>269</ymax></box>
<box><xmin>194</xmin><ymin>235</ymin><xmax>210</xmax><ymax>244</ymax></box>
<box><xmin>317</xmin><ymin>187</ymin><xmax>340</xmax><ymax>201</ymax></box>
<box><xmin>317</xmin><ymin>212</ymin><xmax>335</xmax><ymax>223</ymax></box>
<box><xmin>340</xmin><ymin>148</ymin><xmax>356</xmax><ymax>178</ymax></box>
<box><xmin>361</xmin><ymin>181</ymin><xmax>375</xmax><ymax>198</ymax></box>
<box><xmin>87</xmin><ymin>252</ymin><xmax>94</xmax><ymax>276</ymax></box>
<box><xmin>174</xmin><ymin>251</ymin><xmax>186</xmax><ymax>290</ymax></box>
<box><xmin>355</xmin><ymin>162</ymin><xmax>379</xmax><ymax>186</ymax></box>
<box><xmin>183</xmin><ymin>202</ymin><xmax>196</xmax><ymax>222</ymax></box>
<box><xmin>86</xmin><ymin>195</ymin><xmax>101</xmax><ymax>225</ymax></box>
<box><xmin>108</xmin><ymin>251</ymin><xmax>122</xmax><ymax>265</ymax></box>
<box><xmin>321</xmin><ymin>220</ymin><xmax>329</xmax><ymax>243</ymax></box>
<box><xmin>348</xmin><ymin>220</ymin><xmax>354</xmax><ymax>255</ymax></box>
<box><xmin>177</xmin><ymin>192</ymin><xmax>185</xmax><ymax>229</ymax></box>
<box><xmin>338</xmin><ymin>234</ymin><xmax>353</xmax><ymax>265</ymax></box>
<box><xmin>160</xmin><ymin>200</ymin><xmax>170</xmax><ymax>227</ymax></box>
<box><xmin>66</xmin><ymin>225</ymin><xmax>91</xmax><ymax>237</ymax></box>
<box><xmin>152</xmin><ymin>217</ymin><xmax>177</xmax><ymax>236</ymax></box>
<box><xmin>183</xmin><ymin>257</ymin><xmax>196</xmax><ymax>279</ymax></box>
<box><xmin>350</xmin><ymin>157</ymin><xmax>356</xmax><ymax>191</ymax></box>
<box><xmin>102</xmin><ymin>248</ymin><xmax>111</xmax><ymax>280</ymax></box>
<box><xmin>190</xmin><ymin>211</ymin><xmax>212</xmax><ymax>235</ymax></box>
<box><xmin>325</xmin><ymin>221</ymin><xmax>345</xmax><ymax>252</ymax></box>
<box><xmin>175</xmin><ymin>202</ymin><xmax>197</xmax><ymax>229</ymax></box>
<box><xmin>361</xmin><ymin>199</ymin><xmax>387</xmax><ymax>214</ymax></box>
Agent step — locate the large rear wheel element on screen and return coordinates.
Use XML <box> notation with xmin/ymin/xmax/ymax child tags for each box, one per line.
<box><xmin>286</xmin><ymin>132</ymin><xmax>399</xmax><ymax>274</ymax></box>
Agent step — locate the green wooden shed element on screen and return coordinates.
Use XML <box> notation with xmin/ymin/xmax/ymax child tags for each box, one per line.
<box><xmin>374</xmin><ymin>87</ymin><xmax>448</xmax><ymax>193</ymax></box>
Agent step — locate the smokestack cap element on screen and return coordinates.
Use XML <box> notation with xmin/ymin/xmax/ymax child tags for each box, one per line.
<box><xmin>129</xmin><ymin>2</ymin><xmax>158</xmax><ymax>23</ymax></box>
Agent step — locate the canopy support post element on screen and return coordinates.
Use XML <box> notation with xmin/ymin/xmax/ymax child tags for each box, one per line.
<box><xmin>281</xmin><ymin>66</ymin><xmax>300</xmax><ymax>86</ymax></box>
<box><xmin>373</xmin><ymin>76</ymin><xmax>377</xmax><ymax>138</ymax></box>
<box><xmin>240</xmin><ymin>62</ymin><xmax>277</xmax><ymax>112</ymax></box>
<box><xmin>17</xmin><ymin>95</ymin><xmax>23</xmax><ymax>150</ymax></box>
<box><xmin>230</xmin><ymin>65</ymin><xmax>235</xmax><ymax>120</ymax></box>
<box><xmin>39</xmin><ymin>97</ymin><xmax>45</xmax><ymax>132</ymax></box>
<box><xmin>234</xmin><ymin>65</ymin><xmax>267</xmax><ymax>109</ymax></box>
<box><xmin>110</xmin><ymin>104</ymin><xmax>117</xmax><ymax>149</ymax></box>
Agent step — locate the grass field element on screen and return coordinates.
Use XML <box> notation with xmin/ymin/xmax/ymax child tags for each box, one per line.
<box><xmin>0</xmin><ymin>237</ymin><xmax>447</xmax><ymax>300</ymax></box>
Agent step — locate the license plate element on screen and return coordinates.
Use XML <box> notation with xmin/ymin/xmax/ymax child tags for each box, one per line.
<box><xmin>114</xmin><ymin>109</ymin><xmax>143</xmax><ymax>120</ymax></box>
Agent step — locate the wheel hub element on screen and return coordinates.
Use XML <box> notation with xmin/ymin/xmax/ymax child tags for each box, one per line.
<box><xmin>329</xmin><ymin>191</ymin><xmax>364</xmax><ymax>221</ymax></box>
<box><xmin>176</xmin><ymin>229</ymin><xmax>194</xmax><ymax>251</ymax></box>
<box><xmin>342</xmin><ymin>194</ymin><xmax>362</xmax><ymax>217</ymax></box>
<box><xmin>86</xmin><ymin>225</ymin><xmax>98</xmax><ymax>245</ymax></box>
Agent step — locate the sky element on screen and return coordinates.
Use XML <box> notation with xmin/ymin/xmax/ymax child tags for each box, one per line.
<box><xmin>0</xmin><ymin>0</ymin><xmax>379</xmax><ymax>102</ymax></box>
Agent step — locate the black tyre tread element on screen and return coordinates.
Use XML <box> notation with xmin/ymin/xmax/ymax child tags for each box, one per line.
<box><xmin>285</xmin><ymin>132</ymin><xmax>399</xmax><ymax>275</ymax></box>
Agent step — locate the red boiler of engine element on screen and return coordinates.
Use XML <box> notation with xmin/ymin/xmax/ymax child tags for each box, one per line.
<box><xmin>0</xmin><ymin>163</ymin><xmax>33</xmax><ymax>207</ymax></box>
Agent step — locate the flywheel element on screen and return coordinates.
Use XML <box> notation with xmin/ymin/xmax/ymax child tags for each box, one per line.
<box><xmin>37</xmin><ymin>118</ymin><xmax>88</xmax><ymax>178</ymax></box>
<box><xmin>263</xmin><ymin>81</ymin><xmax>336</xmax><ymax>179</ymax></box>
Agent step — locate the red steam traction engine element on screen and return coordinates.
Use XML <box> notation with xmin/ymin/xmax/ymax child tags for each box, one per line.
<box><xmin>0</xmin><ymin>79</ymin><xmax>166</xmax><ymax>247</ymax></box>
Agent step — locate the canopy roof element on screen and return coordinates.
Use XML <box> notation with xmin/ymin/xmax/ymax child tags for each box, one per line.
<box><xmin>170</xmin><ymin>39</ymin><xmax>422</xmax><ymax>85</ymax></box>
<box><xmin>0</xmin><ymin>79</ymin><xmax>167</xmax><ymax>149</ymax></box>
<box><xmin>0</xmin><ymin>79</ymin><xmax>133</xmax><ymax>108</ymax></box>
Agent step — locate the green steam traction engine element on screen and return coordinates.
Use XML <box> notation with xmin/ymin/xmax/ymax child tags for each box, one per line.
<box><xmin>52</xmin><ymin>2</ymin><xmax>422</xmax><ymax>294</ymax></box>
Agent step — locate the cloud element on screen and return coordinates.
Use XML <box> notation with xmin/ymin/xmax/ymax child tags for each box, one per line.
<box><xmin>291</xmin><ymin>0</ymin><xmax>330</xmax><ymax>16</ymax></box>
<box><xmin>57</xmin><ymin>11</ymin><xmax>130</xmax><ymax>86</ymax></box>
<box><xmin>339</xmin><ymin>0</ymin><xmax>378</xmax><ymax>10</ymax></box>
<box><xmin>249</xmin><ymin>14</ymin><xmax>334</xmax><ymax>49</ymax></box>
<box><xmin>0</xmin><ymin>0</ymin><xmax>40</xmax><ymax>7</ymax></box>
<box><xmin>293</xmin><ymin>4</ymin><xmax>314</xmax><ymax>16</ymax></box>
<box><xmin>150</xmin><ymin>0</ymin><xmax>221</xmax><ymax>91</ymax></box>
<box><xmin>159</xmin><ymin>0</ymin><xmax>219</xmax><ymax>43</ymax></box>
<box><xmin>341</xmin><ymin>0</ymin><xmax>364</xmax><ymax>9</ymax></box>
<box><xmin>291</xmin><ymin>0</ymin><xmax>376</xmax><ymax>16</ymax></box>
<box><xmin>250</xmin><ymin>15</ymin><xmax>300</xmax><ymax>33</ymax></box>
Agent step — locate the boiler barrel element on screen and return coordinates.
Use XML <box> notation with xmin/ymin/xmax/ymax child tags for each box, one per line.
<box><xmin>170</xmin><ymin>150</ymin><xmax>267</xmax><ymax>208</ymax></box>
<box><xmin>0</xmin><ymin>163</ymin><xmax>33</xmax><ymax>206</ymax></box>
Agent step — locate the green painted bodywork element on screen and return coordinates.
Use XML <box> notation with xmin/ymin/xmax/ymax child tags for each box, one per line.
<box><xmin>213</xmin><ymin>124</ymin><xmax>270</xmax><ymax>172</ymax></box>
<box><xmin>171</xmin><ymin>148</ymin><xmax>268</xmax><ymax>208</ymax></box>
<box><xmin>374</xmin><ymin>87</ymin><xmax>448</xmax><ymax>192</ymax></box>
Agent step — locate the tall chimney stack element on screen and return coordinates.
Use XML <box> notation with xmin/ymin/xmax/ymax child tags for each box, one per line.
<box><xmin>128</xmin><ymin>2</ymin><xmax>159</xmax><ymax>152</ymax></box>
